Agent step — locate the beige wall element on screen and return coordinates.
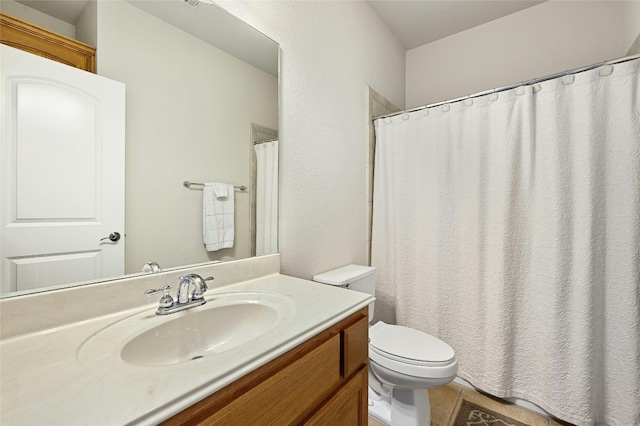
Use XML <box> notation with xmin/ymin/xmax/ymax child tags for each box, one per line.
<box><xmin>216</xmin><ymin>1</ymin><xmax>406</xmax><ymax>280</ymax></box>
<box><xmin>0</xmin><ymin>0</ymin><xmax>76</xmax><ymax>38</ymax></box>
<box><xmin>75</xmin><ymin>0</ymin><xmax>97</xmax><ymax>47</ymax></box>
<box><xmin>96</xmin><ymin>1</ymin><xmax>278</xmax><ymax>273</ymax></box>
<box><xmin>406</xmin><ymin>1</ymin><xmax>635</xmax><ymax>108</ymax></box>
<box><xmin>623</xmin><ymin>1</ymin><xmax>640</xmax><ymax>54</ymax></box>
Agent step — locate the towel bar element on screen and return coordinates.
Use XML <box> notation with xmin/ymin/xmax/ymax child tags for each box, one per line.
<box><xmin>183</xmin><ymin>181</ymin><xmax>247</xmax><ymax>191</ymax></box>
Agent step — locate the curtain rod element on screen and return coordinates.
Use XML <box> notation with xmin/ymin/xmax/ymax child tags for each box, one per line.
<box><xmin>373</xmin><ymin>54</ymin><xmax>640</xmax><ymax>122</ymax></box>
<box><xmin>183</xmin><ymin>181</ymin><xmax>247</xmax><ymax>191</ymax></box>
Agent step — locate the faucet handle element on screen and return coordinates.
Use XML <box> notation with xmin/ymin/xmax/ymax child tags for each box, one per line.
<box><xmin>202</xmin><ymin>276</ymin><xmax>214</xmax><ymax>288</ymax></box>
<box><xmin>145</xmin><ymin>285</ymin><xmax>174</xmax><ymax>308</ymax></box>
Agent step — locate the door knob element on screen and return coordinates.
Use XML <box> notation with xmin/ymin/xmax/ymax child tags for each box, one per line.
<box><xmin>100</xmin><ymin>232</ymin><xmax>121</xmax><ymax>242</ymax></box>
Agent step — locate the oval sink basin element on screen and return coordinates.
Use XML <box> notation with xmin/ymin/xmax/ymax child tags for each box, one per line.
<box><xmin>78</xmin><ymin>291</ymin><xmax>295</xmax><ymax>368</ymax></box>
<box><xmin>121</xmin><ymin>302</ymin><xmax>280</xmax><ymax>366</ymax></box>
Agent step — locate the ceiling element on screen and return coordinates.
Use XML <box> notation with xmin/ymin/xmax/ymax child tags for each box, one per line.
<box><xmin>13</xmin><ymin>0</ymin><xmax>546</xmax><ymax>53</ymax></box>
<box><xmin>366</xmin><ymin>0</ymin><xmax>546</xmax><ymax>50</ymax></box>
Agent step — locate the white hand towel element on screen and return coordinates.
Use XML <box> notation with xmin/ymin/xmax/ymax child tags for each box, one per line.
<box><xmin>211</xmin><ymin>182</ymin><xmax>228</xmax><ymax>199</ymax></box>
<box><xmin>203</xmin><ymin>182</ymin><xmax>234</xmax><ymax>251</ymax></box>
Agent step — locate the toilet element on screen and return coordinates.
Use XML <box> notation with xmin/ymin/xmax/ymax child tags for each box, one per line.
<box><xmin>313</xmin><ymin>265</ymin><xmax>458</xmax><ymax>426</ymax></box>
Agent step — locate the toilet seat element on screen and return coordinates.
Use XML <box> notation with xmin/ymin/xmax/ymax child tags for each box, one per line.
<box><xmin>369</xmin><ymin>322</ymin><xmax>457</xmax><ymax>379</ymax></box>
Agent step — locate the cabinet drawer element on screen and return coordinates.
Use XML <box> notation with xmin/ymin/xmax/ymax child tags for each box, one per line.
<box><xmin>303</xmin><ymin>366</ymin><xmax>367</xmax><ymax>426</ymax></box>
<box><xmin>341</xmin><ymin>316</ymin><xmax>368</xmax><ymax>378</ymax></box>
<box><xmin>200</xmin><ymin>334</ymin><xmax>342</xmax><ymax>425</ymax></box>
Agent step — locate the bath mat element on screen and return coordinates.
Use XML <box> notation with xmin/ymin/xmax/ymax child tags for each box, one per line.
<box><xmin>452</xmin><ymin>399</ymin><xmax>529</xmax><ymax>426</ymax></box>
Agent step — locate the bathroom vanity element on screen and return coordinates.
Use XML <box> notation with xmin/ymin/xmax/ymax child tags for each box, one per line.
<box><xmin>0</xmin><ymin>255</ymin><xmax>373</xmax><ymax>425</ymax></box>
<box><xmin>164</xmin><ymin>307</ymin><xmax>369</xmax><ymax>425</ymax></box>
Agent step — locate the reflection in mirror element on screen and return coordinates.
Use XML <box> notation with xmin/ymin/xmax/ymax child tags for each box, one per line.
<box><xmin>0</xmin><ymin>0</ymin><xmax>279</xmax><ymax>297</ymax></box>
<box><xmin>251</xmin><ymin>124</ymin><xmax>279</xmax><ymax>257</ymax></box>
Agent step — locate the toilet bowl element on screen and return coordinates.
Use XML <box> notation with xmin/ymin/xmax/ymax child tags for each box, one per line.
<box><xmin>313</xmin><ymin>265</ymin><xmax>458</xmax><ymax>426</ymax></box>
<box><xmin>367</xmin><ymin>321</ymin><xmax>457</xmax><ymax>425</ymax></box>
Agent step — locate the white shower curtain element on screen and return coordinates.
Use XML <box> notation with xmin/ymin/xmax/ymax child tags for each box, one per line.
<box><xmin>371</xmin><ymin>59</ymin><xmax>639</xmax><ymax>426</ymax></box>
<box><xmin>254</xmin><ymin>140</ymin><xmax>279</xmax><ymax>256</ymax></box>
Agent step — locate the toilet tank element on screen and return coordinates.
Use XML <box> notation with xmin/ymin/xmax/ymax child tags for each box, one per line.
<box><xmin>312</xmin><ymin>265</ymin><xmax>376</xmax><ymax>320</ymax></box>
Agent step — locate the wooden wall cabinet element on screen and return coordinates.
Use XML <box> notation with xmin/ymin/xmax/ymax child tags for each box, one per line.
<box><xmin>163</xmin><ymin>308</ymin><xmax>369</xmax><ymax>426</ymax></box>
<box><xmin>0</xmin><ymin>13</ymin><xmax>95</xmax><ymax>73</ymax></box>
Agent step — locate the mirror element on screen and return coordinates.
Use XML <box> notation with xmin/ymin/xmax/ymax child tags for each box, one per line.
<box><xmin>0</xmin><ymin>0</ymin><xmax>279</xmax><ymax>297</ymax></box>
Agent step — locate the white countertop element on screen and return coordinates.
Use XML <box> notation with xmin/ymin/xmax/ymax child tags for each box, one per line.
<box><xmin>0</xmin><ymin>274</ymin><xmax>373</xmax><ymax>426</ymax></box>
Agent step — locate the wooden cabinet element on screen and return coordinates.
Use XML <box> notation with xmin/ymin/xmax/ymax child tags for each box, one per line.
<box><xmin>163</xmin><ymin>308</ymin><xmax>369</xmax><ymax>426</ymax></box>
<box><xmin>303</xmin><ymin>368</ymin><xmax>368</xmax><ymax>426</ymax></box>
<box><xmin>0</xmin><ymin>13</ymin><xmax>95</xmax><ymax>73</ymax></box>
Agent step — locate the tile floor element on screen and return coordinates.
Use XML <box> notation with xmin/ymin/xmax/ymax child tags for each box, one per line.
<box><xmin>368</xmin><ymin>382</ymin><xmax>576</xmax><ymax>426</ymax></box>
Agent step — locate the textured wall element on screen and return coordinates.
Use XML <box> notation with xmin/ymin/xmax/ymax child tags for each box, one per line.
<box><xmin>406</xmin><ymin>1</ymin><xmax>631</xmax><ymax>108</ymax></box>
<box><xmin>216</xmin><ymin>1</ymin><xmax>406</xmax><ymax>279</ymax></box>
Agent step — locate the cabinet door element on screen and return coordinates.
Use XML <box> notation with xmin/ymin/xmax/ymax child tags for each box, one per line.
<box><xmin>341</xmin><ymin>316</ymin><xmax>368</xmax><ymax>378</ymax></box>
<box><xmin>303</xmin><ymin>367</ymin><xmax>368</xmax><ymax>426</ymax></box>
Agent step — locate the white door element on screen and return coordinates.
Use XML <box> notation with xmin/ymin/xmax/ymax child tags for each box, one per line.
<box><xmin>0</xmin><ymin>45</ymin><xmax>125</xmax><ymax>295</ymax></box>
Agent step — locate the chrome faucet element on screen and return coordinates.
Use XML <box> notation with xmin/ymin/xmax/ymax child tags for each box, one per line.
<box><xmin>176</xmin><ymin>275</ymin><xmax>192</xmax><ymax>304</ymax></box>
<box><xmin>183</xmin><ymin>273</ymin><xmax>210</xmax><ymax>301</ymax></box>
<box><xmin>145</xmin><ymin>274</ymin><xmax>214</xmax><ymax>315</ymax></box>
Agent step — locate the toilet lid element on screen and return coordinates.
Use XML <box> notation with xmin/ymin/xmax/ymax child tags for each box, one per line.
<box><xmin>369</xmin><ymin>322</ymin><xmax>455</xmax><ymax>365</ymax></box>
